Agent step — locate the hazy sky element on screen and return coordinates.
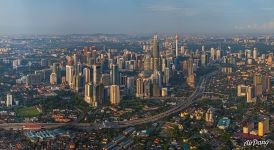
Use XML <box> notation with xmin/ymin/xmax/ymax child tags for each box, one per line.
<box><xmin>1</xmin><ymin>0</ymin><xmax>274</xmax><ymax>34</ymax></box>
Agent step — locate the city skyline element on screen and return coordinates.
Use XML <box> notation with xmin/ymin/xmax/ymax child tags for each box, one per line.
<box><xmin>1</xmin><ymin>0</ymin><xmax>274</xmax><ymax>34</ymax></box>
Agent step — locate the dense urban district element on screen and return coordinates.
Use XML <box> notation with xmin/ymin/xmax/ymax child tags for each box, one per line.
<box><xmin>0</xmin><ymin>34</ymin><xmax>273</xmax><ymax>149</ymax></box>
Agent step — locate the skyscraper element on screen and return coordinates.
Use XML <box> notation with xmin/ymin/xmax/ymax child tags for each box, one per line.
<box><xmin>66</xmin><ymin>65</ymin><xmax>74</xmax><ymax>86</ymax></box>
<box><xmin>175</xmin><ymin>34</ymin><xmax>179</xmax><ymax>57</ymax></box>
<box><xmin>6</xmin><ymin>94</ymin><xmax>13</xmax><ymax>107</ymax></box>
<box><xmin>52</xmin><ymin>63</ymin><xmax>58</xmax><ymax>74</ymax></box>
<box><xmin>143</xmin><ymin>79</ymin><xmax>152</xmax><ymax>98</ymax></box>
<box><xmin>93</xmin><ymin>64</ymin><xmax>101</xmax><ymax>85</ymax></box>
<box><xmin>262</xmin><ymin>75</ymin><xmax>271</xmax><ymax>94</ymax></box>
<box><xmin>92</xmin><ymin>83</ymin><xmax>104</xmax><ymax>107</ymax></box>
<box><xmin>84</xmin><ymin>83</ymin><xmax>93</xmax><ymax>104</ymax></box>
<box><xmin>210</xmin><ymin>48</ymin><xmax>215</xmax><ymax>60</ymax></box>
<box><xmin>201</xmin><ymin>52</ymin><xmax>208</xmax><ymax>66</ymax></box>
<box><xmin>246</xmin><ymin>86</ymin><xmax>254</xmax><ymax>103</ymax></box>
<box><xmin>253</xmin><ymin>73</ymin><xmax>262</xmax><ymax>97</ymax></box>
<box><xmin>110</xmin><ymin>85</ymin><xmax>120</xmax><ymax>105</ymax></box>
<box><xmin>83</xmin><ymin>67</ymin><xmax>91</xmax><ymax>84</ymax></box>
<box><xmin>152</xmin><ymin>35</ymin><xmax>160</xmax><ymax>71</ymax></box>
<box><xmin>73</xmin><ymin>53</ymin><xmax>78</xmax><ymax>68</ymax></box>
<box><xmin>163</xmin><ymin>67</ymin><xmax>171</xmax><ymax>85</ymax></box>
<box><xmin>253</xmin><ymin>48</ymin><xmax>257</xmax><ymax>60</ymax></box>
<box><xmin>110</xmin><ymin>64</ymin><xmax>120</xmax><ymax>85</ymax></box>
<box><xmin>136</xmin><ymin>78</ymin><xmax>144</xmax><ymax>98</ymax></box>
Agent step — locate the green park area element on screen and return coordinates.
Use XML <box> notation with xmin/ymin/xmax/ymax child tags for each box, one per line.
<box><xmin>14</xmin><ymin>106</ymin><xmax>41</xmax><ymax>117</ymax></box>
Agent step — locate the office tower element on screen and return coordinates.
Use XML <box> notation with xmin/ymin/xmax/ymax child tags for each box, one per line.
<box><xmin>110</xmin><ymin>85</ymin><xmax>120</xmax><ymax>105</ymax></box>
<box><xmin>51</xmin><ymin>63</ymin><xmax>59</xmax><ymax>83</ymax></box>
<box><xmin>117</xmin><ymin>57</ymin><xmax>124</xmax><ymax>69</ymax></box>
<box><xmin>101</xmin><ymin>74</ymin><xmax>110</xmax><ymax>86</ymax></box>
<box><xmin>253</xmin><ymin>48</ymin><xmax>257</xmax><ymax>60</ymax></box>
<box><xmin>136</xmin><ymin>78</ymin><xmax>144</xmax><ymax>98</ymax></box>
<box><xmin>216</xmin><ymin>49</ymin><xmax>221</xmax><ymax>59</ymax></box>
<box><xmin>202</xmin><ymin>45</ymin><xmax>205</xmax><ymax>52</ymax></box>
<box><xmin>258</xmin><ymin>121</ymin><xmax>264</xmax><ymax>137</ymax></box>
<box><xmin>163</xmin><ymin>67</ymin><xmax>171</xmax><ymax>85</ymax></box>
<box><xmin>181</xmin><ymin>46</ymin><xmax>185</xmax><ymax>55</ymax></box>
<box><xmin>144</xmin><ymin>55</ymin><xmax>152</xmax><ymax>72</ymax></box>
<box><xmin>152</xmin><ymin>35</ymin><xmax>160</xmax><ymax>71</ymax></box>
<box><xmin>246</xmin><ymin>50</ymin><xmax>252</xmax><ymax>59</ymax></box>
<box><xmin>77</xmin><ymin>63</ymin><xmax>83</xmax><ymax>75</ymax></box>
<box><xmin>102</xmin><ymin>86</ymin><xmax>110</xmax><ymax>105</ymax></box>
<box><xmin>152</xmin><ymin>35</ymin><xmax>160</xmax><ymax>59</ymax></box>
<box><xmin>246</xmin><ymin>86</ymin><xmax>253</xmax><ymax>103</ymax></box>
<box><xmin>93</xmin><ymin>64</ymin><xmax>101</xmax><ymax>85</ymax></box>
<box><xmin>201</xmin><ymin>52</ymin><xmax>208</xmax><ymax>66</ymax></box>
<box><xmin>262</xmin><ymin>75</ymin><xmax>271</xmax><ymax>94</ymax></box>
<box><xmin>84</xmin><ymin>83</ymin><xmax>93</xmax><ymax>104</ymax></box>
<box><xmin>50</xmin><ymin>73</ymin><xmax>57</xmax><ymax>85</ymax></box>
<box><xmin>127</xmin><ymin>77</ymin><xmax>135</xmax><ymax>88</ymax></box>
<box><xmin>100</xmin><ymin>59</ymin><xmax>108</xmax><ymax>73</ymax></box>
<box><xmin>72</xmin><ymin>73</ymin><xmax>80</xmax><ymax>92</ymax></box>
<box><xmin>110</xmin><ymin>64</ymin><xmax>120</xmax><ymax>85</ymax></box>
<box><xmin>66</xmin><ymin>65</ymin><xmax>74</xmax><ymax>86</ymax></box>
<box><xmin>253</xmin><ymin>73</ymin><xmax>262</xmax><ymax>97</ymax></box>
<box><xmin>143</xmin><ymin>79</ymin><xmax>152</xmax><ymax>98</ymax></box>
<box><xmin>52</xmin><ymin>63</ymin><xmax>58</xmax><ymax>74</ymax></box>
<box><xmin>86</xmin><ymin>51</ymin><xmax>92</xmax><ymax>66</ymax></box>
<box><xmin>92</xmin><ymin>84</ymin><xmax>104</xmax><ymax>107</ymax></box>
<box><xmin>120</xmin><ymin>76</ymin><xmax>127</xmax><ymax>87</ymax></box>
<box><xmin>83</xmin><ymin>68</ymin><xmax>91</xmax><ymax>84</ymax></box>
<box><xmin>175</xmin><ymin>34</ymin><xmax>179</xmax><ymax>57</ymax></box>
<box><xmin>6</xmin><ymin>94</ymin><xmax>12</xmax><ymax>107</ymax></box>
<box><xmin>127</xmin><ymin>76</ymin><xmax>135</xmax><ymax>94</ymax></box>
<box><xmin>187</xmin><ymin>59</ymin><xmax>194</xmax><ymax>76</ymax></box>
<box><xmin>210</xmin><ymin>48</ymin><xmax>215</xmax><ymax>60</ymax></box>
<box><xmin>73</xmin><ymin>53</ymin><xmax>78</xmax><ymax>67</ymax></box>
<box><xmin>161</xmin><ymin>58</ymin><xmax>167</xmax><ymax>72</ymax></box>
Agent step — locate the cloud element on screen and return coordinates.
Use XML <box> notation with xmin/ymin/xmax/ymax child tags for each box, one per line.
<box><xmin>146</xmin><ymin>5</ymin><xmax>198</xmax><ymax>16</ymax></box>
<box><xmin>234</xmin><ymin>20</ymin><xmax>274</xmax><ymax>31</ymax></box>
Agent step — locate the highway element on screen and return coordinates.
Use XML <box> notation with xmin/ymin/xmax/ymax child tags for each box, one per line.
<box><xmin>83</xmin><ymin>71</ymin><xmax>215</xmax><ymax>130</ymax></box>
<box><xmin>0</xmin><ymin>71</ymin><xmax>215</xmax><ymax>130</ymax></box>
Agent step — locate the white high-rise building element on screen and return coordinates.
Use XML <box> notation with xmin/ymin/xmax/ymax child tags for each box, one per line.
<box><xmin>253</xmin><ymin>48</ymin><xmax>257</xmax><ymax>60</ymax></box>
<box><xmin>84</xmin><ymin>83</ymin><xmax>93</xmax><ymax>104</ymax></box>
<box><xmin>66</xmin><ymin>65</ymin><xmax>74</xmax><ymax>86</ymax></box>
<box><xmin>6</xmin><ymin>94</ymin><xmax>13</xmax><ymax>107</ymax></box>
<box><xmin>93</xmin><ymin>64</ymin><xmax>101</xmax><ymax>85</ymax></box>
